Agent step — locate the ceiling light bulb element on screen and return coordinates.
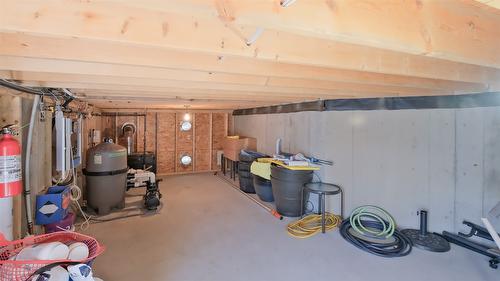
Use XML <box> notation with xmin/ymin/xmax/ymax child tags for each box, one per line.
<box><xmin>183</xmin><ymin>113</ymin><xmax>191</xmax><ymax>121</ymax></box>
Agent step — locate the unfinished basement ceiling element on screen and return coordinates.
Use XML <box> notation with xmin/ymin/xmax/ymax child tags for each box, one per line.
<box><xmin>0</xmin><ymin>0</ymin><xmax>499</xmax><ymax>110</ymax></box>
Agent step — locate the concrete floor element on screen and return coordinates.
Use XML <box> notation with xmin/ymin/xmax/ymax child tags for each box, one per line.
<box><xmin>85</xmin><ymin>173</ymin><xmax>498</xmax><ymax>281</ymax></box>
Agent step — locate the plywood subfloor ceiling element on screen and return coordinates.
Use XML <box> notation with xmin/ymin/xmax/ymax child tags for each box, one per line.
<box><xmin>0</xmin><ymin>0</ymin><xmax>499</xmax><ymax>110</ymax></box>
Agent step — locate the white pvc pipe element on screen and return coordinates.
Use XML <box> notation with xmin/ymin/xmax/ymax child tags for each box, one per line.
<box><xmin>0</xmin><ymin>197</ymin><xmax>13</xmax><ymax>240</ymax></box>
<box><xmin>481</xmin><ymin>218</ymin><xmax>500</xmax><ymax>250</ymax></box>
<box><xmin>25</xmin><ymin>95</ymin><xmax>40</xmax><ymax>234</ymax></box>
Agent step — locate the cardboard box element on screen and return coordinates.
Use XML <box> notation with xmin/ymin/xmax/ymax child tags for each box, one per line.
<box><xmin>223</xmin><ymin>136</ymin><xmax>257</xmax><ymax>161</ymax></box>
<box><xmin>35</xmin><ymin>185</ymin><xmax>71</xmax><ymax>225</ymax></box>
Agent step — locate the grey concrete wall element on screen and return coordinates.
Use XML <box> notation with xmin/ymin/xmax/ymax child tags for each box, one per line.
<box><xmin>234</xmin><ymin>107</ymin><xmax>500</xmax><ymax>233</ymax></box>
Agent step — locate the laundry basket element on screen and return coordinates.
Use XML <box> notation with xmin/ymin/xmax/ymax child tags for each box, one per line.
<box><xmin>0</xmin><ymin>231</ymin><xmax>105</xmax><ymax>281</ymax></box>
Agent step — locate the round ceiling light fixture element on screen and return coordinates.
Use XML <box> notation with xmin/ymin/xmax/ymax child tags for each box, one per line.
<box><xmin>180</xmin><ymin>120</ymin><xmax>192</xmax><ymax>131</ymax></box>
<box><xmin>180</xmin><ymin>154</ymin><xmax>192</xmax><ymax>166</ymax></box>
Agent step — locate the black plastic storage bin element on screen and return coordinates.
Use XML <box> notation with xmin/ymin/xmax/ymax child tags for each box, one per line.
<box><xmin>270</xmin><ymin>165</ymin><xmax>313</xmax><ymax>217</ymax></box>
<box><xmin>253</xmin><ymin>175</ymin><xmax>274</xmax><ymax>202</ymax></box>
<box><xmin>238</xmin><ymin>150</ymin><xmax>268</xmax><ymax>193</ymax></box>
<box><xmin>239</xmin><ymin>177</ymin><xmax>254</xmax><ymax>193</ymax></box>
<box><xmin>127</xmin><ymin>152</ymin><xmax>156</xmax><ymax>173</ymax></box>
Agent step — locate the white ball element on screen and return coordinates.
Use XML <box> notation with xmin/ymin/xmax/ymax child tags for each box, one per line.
<box><xmin>31</xmin><ymin>266</ymin><xmax>69</xmax><ymax>281</ymax></box>
<box><xmin>67</xmin><ymin>242</ymin><xmax>89</xmax><ymax>261</ymax></box>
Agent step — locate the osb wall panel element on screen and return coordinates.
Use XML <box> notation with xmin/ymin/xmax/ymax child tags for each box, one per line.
<box><xmin>137</xmin><ymin>113</ymin><xmax>157</xmax><ymax>153</ymax></box>
<box><xmin>176</xmin><ymin>113</ymin><xmax>193</xmax><ymax>151</ymax></box>
<box><xmin>212</xmin><ymin>113</ymin><xmax>227</xmax><ymax>150</ymax></box>
<box><xmin>176</xmin><ymin>113</ymin><xmax>193</xmax><ymax>172</ymax></box>
<box><xmin>116</xmin><ymin>116</ymin><xmax>137</xmax><ymax>152</ymax></box>
<box><xmin>136</xmin><ymin>116</ymin><xmax>144</xmax><ymax>152</ymax></box>
<box><xmin>195</xmin><ymin>149</ymin><xmax>211</xmax><ymax>171</ymax></box>
<box><xmin>212</xmin><ymin>113</ymin><xmax>228</xmax><ymax>169</ymax></box>
<box><xmin>176</xmin><ymin>150</ymin><xmax>194</xmax><ymax>172</ymax></box>
<box><xmin>194</xmin><ymin>113</ymin><xmax>211</xmax><ymax>171</ymax></box>
<box><xmin>82</xmin><ymin>115</ymin><xmax>101</xmax><ymax>166</ymax></box>
<box><xmin>157</xmin><ymin>113</ymin><xmax>176</xmax><ymax>174</ymax></box>
<box><xmin>228</xmin><ymin>112</ymin><xmax>234</xmax><ymax>135</ymax></box>
<box><xmin>99</xmin><ymin>111</ymin><xmax>228</xmax><ymax>175</ymax></box>
<box><xmin>101</xmin><ymin>116</ymin><xmax>115</xmax><ymax>140</ymax></box>
<box><xmin>195</xmin><ymin>113</ymin><xmax>210</xmax><ymax>149</ymax></box>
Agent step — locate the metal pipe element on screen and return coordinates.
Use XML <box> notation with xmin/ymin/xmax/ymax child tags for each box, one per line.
<box><xmin>419</xmin><ymin>210</ymin><xmax>428</xmax><ymax>236</ymax></box>
<box><xmin>143</xmin><ymin>113</ymin><xmax>147</xmax><ymax>170</ymax></box>
<box><xmin>99</xmin><ymin>112</ymin><xmax>146</xmax><ymax>117</ymax></box>
<box><xmin>25</xmin><ymin>95</ymin><xmax>40</xmax><ymax>235</ymax></box>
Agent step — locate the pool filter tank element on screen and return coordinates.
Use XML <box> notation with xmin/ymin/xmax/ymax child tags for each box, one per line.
<box><xmin>84</xmin><ymin>139</ymin><xmax>128</xmax><ymax>215</ymax></box>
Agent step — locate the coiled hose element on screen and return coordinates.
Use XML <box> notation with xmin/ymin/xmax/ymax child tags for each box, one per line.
<box><xmin>340</xmin><ymin>206</ymin><xmax>412</xmax><ymax>257</ymax></box>
<box><xmin>350</xmin><ymin>205</ymin><xmax>395</xmax><ymax>238</ymax></box>
<box><xmin>287</xmin><ymin>213</ymin><xmax>342</xmax><ymax>238</ymax></box>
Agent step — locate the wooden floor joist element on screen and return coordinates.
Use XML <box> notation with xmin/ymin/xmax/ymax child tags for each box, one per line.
<box><xmin>0</xmin><ymin>0</ymin><xmax>499</xmax><ymax>109</ymax></box>
<box><xmin>0</xmin><ymin>56</ymin><xmax>488</xmax><ymax>92</ymax></box>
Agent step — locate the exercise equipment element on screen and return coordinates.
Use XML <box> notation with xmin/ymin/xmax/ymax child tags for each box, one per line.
<box><xmin>340</xmin><ymin>205</ymin><xmax>412</xmax><ymax>257</ymax></box>
<box><xmin>401</xmin><ymin>210</ymin><xmax>450</xmax><ymax>252</ymax></box>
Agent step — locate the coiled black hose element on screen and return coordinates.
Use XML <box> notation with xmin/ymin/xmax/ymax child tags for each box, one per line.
<box><xmin>340</xmin><ymin>219</ymin><xmax>412</xmax><ymax>258</ymax></box>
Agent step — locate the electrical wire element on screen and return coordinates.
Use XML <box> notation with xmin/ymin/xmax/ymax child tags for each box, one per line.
<box><xmin>287</xmin><ymin>212</ymin><xmax>342</xmax><ymax>238</ymax></box>
<box><xmin>68</xmin><ymin>147</ymin><xmax>91</xmax><ymax>231</ymax></box>
<box><xmin>0</xmin><ymin>79</ymin><xmax>43</xmax><ymax>95</ymax></box>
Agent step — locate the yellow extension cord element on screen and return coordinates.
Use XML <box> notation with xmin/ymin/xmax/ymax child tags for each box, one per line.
<box><xmin>287</xmin><ymin>213</ymin><xmax>342</xmax><ymax>238</ymax></box>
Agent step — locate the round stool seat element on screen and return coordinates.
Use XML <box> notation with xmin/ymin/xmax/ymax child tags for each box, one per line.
<box><xmin>301</xmin><ymin>182</ymin><xmax>344</xmax><ymax>234</ymax></box>
<box><xmin>304</xmin><ymin>182</ymin><xmax>341</xmax><ymax>195</ymax></box>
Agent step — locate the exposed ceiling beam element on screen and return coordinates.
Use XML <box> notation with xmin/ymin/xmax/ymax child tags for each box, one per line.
<box><xmin>1</xmin><ymin>70</ymin><xmax>351</xmax><ymax>96</ymax></box>
<box><xmin>85</xmin><ymin>97</ymin><xmax>277</xmax><ymax>110</ymax></box>
<box><xmin>1</xmin><ymin>1</ymin><xmax>499</xmax><ymax>84</ymax></box>
<box><xmin>70</xmin><ymin>89</ymin><xmax>319</xmax><ymax>102</ymax></box>
<box><xmin>1</xmin><ymin>33</ymin><xmax>497</xmax><ymax>90</ymax></box>
<box><xmin>0</xmin><ymin>56</ymin><xmax>490</xmax><ymax>93</ymax></box>
<box><xmin>99</xmin><ymin>0</ymin><xmax>500</xmax><ymax>68</ymax></box>
<box><xmin>0</xmin><ymin>70</ymin><xmax>457</xmax><ymax>97</ymax></box>
<box><xmin>89</xmin><ymin>101</ymin><xmax>273</xmax><ymax>110</ymax></box>
<box><xmin>13</xmin><ymin>80</ymin><xmax>352</xmax><ymax>102</ymax></box>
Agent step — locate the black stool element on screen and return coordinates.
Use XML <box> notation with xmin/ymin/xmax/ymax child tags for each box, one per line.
<box><xmin>301</xmin><ymin>182</ymin><xmax>344</xmax><ymax>233</ymax></box>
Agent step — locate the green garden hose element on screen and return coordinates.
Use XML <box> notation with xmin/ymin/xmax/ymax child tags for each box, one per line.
<box><xmin>349</xmin><ymin>205</ymin><xmax>396</xmax><ymax>238</ymax></box>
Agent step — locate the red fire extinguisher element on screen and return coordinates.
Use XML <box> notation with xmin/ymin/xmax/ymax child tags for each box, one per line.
<box><xmin>0</xmin><ymin>125</ymin><xmax>22</xmax><ymax>197</ymax></box>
